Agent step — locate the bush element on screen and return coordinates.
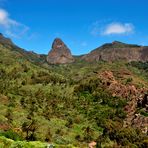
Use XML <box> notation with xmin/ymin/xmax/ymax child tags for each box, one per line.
<box><xmin>125</xmin><ymin>77</ymin><xmax>133</xmax><ymax>84</ymax></box>
<box><xmin>0</xmin><ymin>136</ymin><xmax>13</xmax><ymax>147</ymax></box>
<box><xmin>0</xmin><ymin>130</ymin><xmax>23</xmax><ymax>141</ymax></box>
<box><xmin>0</xmin><ymin>136</ymin><xmax>48</xmax><ymax>148</ymax></box>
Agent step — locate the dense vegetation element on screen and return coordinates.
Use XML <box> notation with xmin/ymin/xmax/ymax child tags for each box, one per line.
<box><xmin>130</xmin><ymin>61</ymin><xmax>148</xmax><ymax>71</ymax></box>
<box><xmin>0</xmin><ymin>44</ymin><xmax>148</xmax><ymax>147</ymax></box>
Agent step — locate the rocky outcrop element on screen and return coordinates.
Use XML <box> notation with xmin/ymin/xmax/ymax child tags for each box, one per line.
<box><xmin>82</xmin><ymin>41</ymin><xmax>148</xmax><ymax>62</ymax></box>
<box><xmin>47</xmin><ymin>38</ymin><xmax>74</xmax><ymax>64</ymax></box>
<box><xmin>99</xmin><ymin>71</ymin><xmax>139</xmax><ymax>99</ymax></box>
<box><xmin>98</xmin><ymin>71</ymin><xmax>148</xmax><ymax>133</ymax></box>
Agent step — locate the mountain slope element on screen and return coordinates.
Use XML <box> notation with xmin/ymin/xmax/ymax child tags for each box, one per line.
<box><xmin>0</xmin><ymin>33</ymin><xmax>47</xmax><ymax>66</ymax></box>
<box><xmin>82</xmin><ymin>41</ymin><xmax>148</xmax><ymax>62</ymax></box>
<box><xmin>0</xmin><ymin>35</ymin><xmax>148</xmax><ymax>147</ymax></box>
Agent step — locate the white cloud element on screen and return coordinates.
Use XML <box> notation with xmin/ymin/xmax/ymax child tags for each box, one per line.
<box><xmin>0</xmin><ymin>9</ymin><xmax>18</xmax><ymax>27</ymax></box>
<box><xmin>102</xmin><ymin>22</ymin><xmax>134</xmax><ymax>35</ymax></box>
<box><xmin>90</xmin><ymin>21</ymin><xmax>134</xmax><ymax>36</ymax></box>
<box><xmin>0</xmin><ymin>8</ymin><xmax>29</xmax><ymax>38</ymax></box>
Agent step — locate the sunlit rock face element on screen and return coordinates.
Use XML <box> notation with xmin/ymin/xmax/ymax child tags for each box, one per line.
<box><xmin>82</xmin><ymin>41</ymin><xmax>148</xmax><ymax>62</ymax></box>
<box><xmin>47</xmin><ymin>38</ymin><xmax>74</xmax><ymax>64</ymax></box>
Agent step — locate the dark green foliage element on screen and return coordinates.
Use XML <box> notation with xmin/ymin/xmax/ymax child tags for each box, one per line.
<box><xmin>129</xmin><ymin>61</ymin><xmax>148</xmax><ymax>79</ymax></box>
<box><xmin>130</xmin><ymin>61</ymin><xmax>148</xmax><ymax>72</ymax></box>
<box><xmin>125</xmin><ymin>77</ymin><xmax>133</xmax><ymax>84</ymax></box>
<box><xmin>0</xmin><ymin>130</ymin><xmax>23</xmax><ymax>141</ymax></box>
<box><xmin>111</xmin><ymin>128</ymin><xmax>146</xmax><ymax>147</ymax></box>
<box><xmin>22</xmin><ymin>119</ymin><xmax>38</xmax><ymax>141</ymax></box>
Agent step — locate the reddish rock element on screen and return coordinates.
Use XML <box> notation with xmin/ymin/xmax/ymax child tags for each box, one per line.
<box><xmin>82</xmin><ymin>41</ymin><xmax>148</xmax><ymax>62</ymax></box>
<box><xmin>47</xmin><ymin>38</ymin><xmax>74</xmax><ymax>64</ymax></box>
<box><xmin>88</xmin><ymin>141</ymin><xmax>96</xmax><ymax>148</ymax></box>
<box><xmin>98</xmin><ymin>71</ymin><xmax>148</xmax><ymax>132</ymax></box>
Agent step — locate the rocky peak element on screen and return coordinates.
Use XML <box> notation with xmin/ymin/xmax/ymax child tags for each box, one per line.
<box><xmin>47</xmin><ymin>38</ymin><xmax>74</xmax><ymax>64</ymax></box>
<box><xmin>52</xmin><ymin>38</ymin><xmax>65</xmax><ymax>49</ymax></box>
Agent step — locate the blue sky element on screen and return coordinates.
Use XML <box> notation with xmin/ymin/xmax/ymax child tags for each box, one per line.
<box><xmin>0</xmin><ymin>0</ymin><xmax>148</xmax><ymax>55</ymax></box>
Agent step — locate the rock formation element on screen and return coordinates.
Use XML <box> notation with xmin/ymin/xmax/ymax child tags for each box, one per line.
<box><xmin>47</xmin><ymin>38</ymin><xmax>74</xmax><ymax>64</ymax></box>
<box><xmin>82</xmin><ymin>41</ymin><xmax>148</xmax><ymax>62</ymax></box>
<box><xmin>98</xmin><ymin>70</ymin><xmax>148</xmax><ymax>133</ymax></box>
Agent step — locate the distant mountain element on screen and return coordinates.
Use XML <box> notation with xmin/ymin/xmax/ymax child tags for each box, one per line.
<box><xmin>0</xmin><ymin>33</ymin><xmax>46</xmax><ymax>66</ymax></box>
<box><xmin>47</xmin><ymin>38</ymin><xmax>75</xmax><ymax>64</ymax></box>
<box><xmin>82</xmin><ymin>41</ymin><xmax>148</xmax><ymax>62</ymax></box>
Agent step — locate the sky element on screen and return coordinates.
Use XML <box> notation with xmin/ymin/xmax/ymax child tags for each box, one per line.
<box><xmin>0</xmin><ymin>0</ymin><xmax>148</xmax><ymax>55</ymax></box>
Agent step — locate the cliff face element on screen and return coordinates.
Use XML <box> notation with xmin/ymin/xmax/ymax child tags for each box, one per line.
<box><xmin>82</xmin><ymin>41</ymin><xmax>148</xmax><ymax>62</ymax></box>
<box><xmin>47</xmin><ymin>38</ymin><xmax>74</xmax><ymax>64</ymax></box>
<box><xmin>141</xmin><ymin>47</ymin><xmax>148</xmax><ymax>61</ymax></box>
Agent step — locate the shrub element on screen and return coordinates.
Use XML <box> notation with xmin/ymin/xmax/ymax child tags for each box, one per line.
<box><xmin>125</xmin><ymin>77</ymin><xmax>133</xmax><ymax>84</ymax></box>
<box><xmin>0</xmin><ymin>130</ymin><xmax>23</xmax><ymax>141</ymax></box>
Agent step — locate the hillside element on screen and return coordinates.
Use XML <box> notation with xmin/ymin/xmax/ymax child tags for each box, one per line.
<box><xmin>0</xmin><ymin>35</ymin><xmax>148</xmax><ymax>147</ymax></box>
<box><xmin>82</xmin><ymin>41</ymin><xmax>148</xmax><ymax>62</ymax></box>
<box><xmin>0</xmin><ymin>34</ymin><xmax>48</xmax><ymax>67</ymax></box>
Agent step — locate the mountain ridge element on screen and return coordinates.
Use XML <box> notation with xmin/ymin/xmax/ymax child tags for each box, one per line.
<box><xmin>82</xmin><ymin>41</ymin><xmax>148</xmax><ymax>62</ymax></box>
<box><xmin>0</xmin><ymin>33</ymin><xmax>148</xmax><ymax>64</ymax></box>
